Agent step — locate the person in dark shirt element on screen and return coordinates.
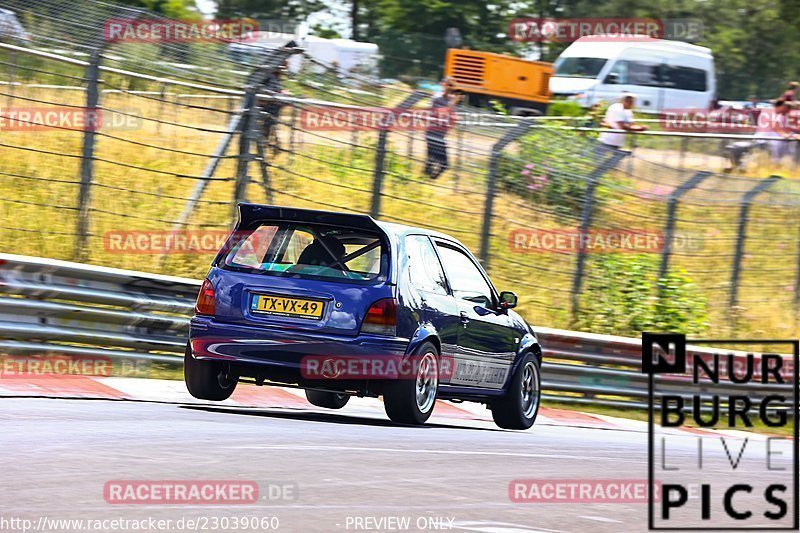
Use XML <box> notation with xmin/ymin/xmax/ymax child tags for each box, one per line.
<box><xmin>260</xmin><ymin>65</ymin><xmax>289</xmax><ymax>146</ymax></box>
<box><xmin>424</xmin><ymin>77</ymin><xmax>462</xmax><ymax>179</ymax></box>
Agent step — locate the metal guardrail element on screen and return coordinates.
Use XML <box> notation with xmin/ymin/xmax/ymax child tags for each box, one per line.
<box><xmin>0</xmin><ymin>254</ymin><xmax>793</xmax><ymax>409</ymax></box>
<box><xmin>0</xmin><ymin>253</ymin><xmax>197</xmax><ymax>364</ymax></box>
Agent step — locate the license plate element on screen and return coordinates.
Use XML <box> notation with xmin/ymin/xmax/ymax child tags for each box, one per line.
<box><xmin>251</xmin><ymin>294</ymin><xmax>324</xmax><ymax>319</ymax></box>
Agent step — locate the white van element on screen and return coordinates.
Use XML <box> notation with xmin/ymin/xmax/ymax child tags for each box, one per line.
<box><xmin>303</xmin><ymin>37</ymin><xmax>379</xmax><ymax>75</ymax></box>
<box><xmin>229</xmin><ymin>32</ymin><xmax>379</xmax><ymax>77</ymax></box>
<box><xmin>549</xmin><ymin>37</ymin><xmax>715</xmax><ymax>113</ymax></box>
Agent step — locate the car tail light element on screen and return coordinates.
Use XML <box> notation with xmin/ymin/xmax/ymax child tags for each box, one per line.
<box><xmin>195</xmin><ymin>278</ymin><xmax>215</xmax><ymax>316</ymax></box>
<box><xmin>361</xmin><ymin>298</ymin><xmax>396</xmax><ymax>336</ymax></box>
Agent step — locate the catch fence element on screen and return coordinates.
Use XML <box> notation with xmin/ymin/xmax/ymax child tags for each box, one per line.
<box><xmin>2</xmin><ymin>0</ymin><xmax>800</xmax><ymax>340</ymax></box>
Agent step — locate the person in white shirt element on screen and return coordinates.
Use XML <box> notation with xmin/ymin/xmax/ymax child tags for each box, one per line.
<box><xmin>755</xmin><ymin>98</ymin><xmax>798</xmax><ymax>163</ymax></box>
<box><xmin>598</xmin><ymin>93</ymin><xmax>647</xmax><ymax>149</ymax></box>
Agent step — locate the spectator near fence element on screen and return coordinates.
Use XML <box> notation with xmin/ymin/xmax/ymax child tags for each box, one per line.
<box><xmin>259</xmin><ymin>57</ymin><xmax>292</xmax><ymax>149</ymax></box>
<box><xmin>597</xmin><ymin>93</ymin><xmax>647</xmax><ymax>151</ymax></box>
<box><xmin>423</xmin><ymin>77</ymin><xmax>462</xmax><ymax>179</ymax></box>
<box><xmin>757</xmin><ymin>98</ymin><xmax>799</xmax><ymax>164</ymax></box>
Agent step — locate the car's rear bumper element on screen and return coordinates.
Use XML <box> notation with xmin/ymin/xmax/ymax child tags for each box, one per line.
<box><xmin>189</xmin><ymin>317</ymin><xmax>410</xmax><ymax>375</ymax></box>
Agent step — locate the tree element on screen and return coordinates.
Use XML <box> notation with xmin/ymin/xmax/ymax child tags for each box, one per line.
<box><xmin>215</xmin><ymin>0</ymin><xmax>325</xmax><ymax>20</ymax></box>
<box><xmin>117</xmin><ymin>0</ymin><xmax>200</xmax><ymax>19</ymax></box>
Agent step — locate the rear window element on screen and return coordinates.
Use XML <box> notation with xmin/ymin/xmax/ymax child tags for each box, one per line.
<box><xmin>219</xmin><ymin>222</ymin><xmax>387</xmax><ymax>283</ymax></box>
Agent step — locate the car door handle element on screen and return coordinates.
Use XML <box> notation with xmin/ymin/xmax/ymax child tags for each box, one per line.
<box><xmin>459</xmin><ymin>311</ymin><xmax>469</xmax><ymax>326</ymax></box>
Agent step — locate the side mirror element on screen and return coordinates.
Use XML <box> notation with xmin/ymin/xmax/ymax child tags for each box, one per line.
<box><xmin>604</xmin><ymin>72</ymin><xmax>619</xmax><ymax>85</ymax></box>
<box><xmin>499</xmin><ymin>291</ymin><xmax>518</xmax><ymax>310</ymax></box>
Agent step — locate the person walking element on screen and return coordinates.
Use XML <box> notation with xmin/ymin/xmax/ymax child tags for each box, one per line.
<box><xmin>424</xmin><ymin>77</ymin><xmax>461</xmax><ymax>179</ymax></box>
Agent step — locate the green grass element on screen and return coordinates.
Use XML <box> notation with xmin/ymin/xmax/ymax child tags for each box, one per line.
<box><xmin>2</xmin><ymin>79</ymin><xmax>800</xmax><ymax>341</ymax></box>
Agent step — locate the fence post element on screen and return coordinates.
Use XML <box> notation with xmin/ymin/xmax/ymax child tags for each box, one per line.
<box><xmin>659</xmin><ymin>171</ymin><xmax>712</xmax><ymax>280</ymax></box>
<box><xmin>231</xmin><ymin>89</ymin><xmax>264</xmax><ymax>220</ymax></box>
<box><xmin>255</xmin><ymin>128</ymin><xmax>274</xmax><ymax>205</ymax></box>
<box><xmin>171</xmin><ymin>45</ymin><xmax>300</xmax><ymax>231</ymax></box>
<box><xmin>626</xmin><ymin>134</ymin><xmax>637</xmax><ymax>175</ymax></box>
<box><xmin>679</xmin><ymin>136</ymin><xmax>688</xmax><ymax>169</ymax></box>
<box><xmin>173</xmin><ymin>103</ymin><xmax>245</xmax><ymax>234</ymax></box>
<box><xmin>74</xmin><ymin>50</ymin><xmax>102</xmax><ymax>261</ymax></box>
<box><xmin>350</xmin><ymin>129</ymin><xmax>358</xmax><ymax>165</ymax></box>
<box><xmin>156</xmin><ymin>82</ymin><xmax>168</xmax><ymax>136</ymax></box>
<box><xmin>287</xmin><ymin>105</ymin><xmax>298</xmax><ymax>165</ymax></box>
<box><xmin>718</xmin><ymin>139</ymin><xmax>728</xmax><ymax>172</ymax></box>
<box><xmin>794</xmin><ymin>220</ymin><xmax>800</xmax><ymax>320</ymax></box>
<box><xmin>794</xmin><ymin>138</ymin><xmax>800</xmax><ymax>168</ymax></box>
<box><xmin>455</xmin><ymin>124</ymin><xmax>463</xmax><ymax>188</ymax></box>
<box><xmin>478</xmin><ymin>121</ymin><xmax>531</xmax><ymax>267</ymax></box>
<box><xmin>729</xmin><ymin>175</ymin><xmax>781</xmax><ymax>309</ymax></box>
<box><xmin>406</xmin><ymin>130</ymin><xmax>414</xmax><ymax>172</ymax></box>
<box><xmin>569</xmin><ymin>148</ymin><xmax>628</xmax><ymax>321</ymax></box>
<box><xmin>6</xmin><ymin>45</ymin><xmax>16</xmax><ymax>107</ymax></box>
<box><xmin>371</xmin><ymin>91</ymin><xmax>426</xmax><ymax>218</ymax></box>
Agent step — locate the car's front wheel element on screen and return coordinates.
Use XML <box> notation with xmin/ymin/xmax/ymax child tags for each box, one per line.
<box><xmin>184</xmin><ymin>343</ymin><xmax>238</xmax><ymax>401</ymax></box>
<box><xmin>305</xmin><ymin>390</ymin><xmax>350</xmax><ymax>409</ymax></box>
<box><xmin>490</xmin><ymin>352</ymin><xmax>541</xmax><ymax>430</ymax></box>
<box><xmin>383</xmin><ymin>342</ymin><xmax>439</xmax><ymax>425</ymax></box>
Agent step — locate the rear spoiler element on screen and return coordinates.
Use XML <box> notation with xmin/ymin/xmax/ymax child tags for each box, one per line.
<box><xmin>218</xmin><ymin>203</ymin><xmax>396</xmax><ymax>284</ymax></box>
<box><xmin>235</xmin><ymin>203</ymin><xmax>384</xmax><ymax>234</ymax></box>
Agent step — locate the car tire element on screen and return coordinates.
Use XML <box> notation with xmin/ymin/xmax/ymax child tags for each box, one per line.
<box><xmin>383</xmin><ymin>341</ymin><xmax>439</xmax><ymax>425</ymax></box>
<box><xmin>490</xmin><ymin>352</ymin><xmax>541</xmax><ymax>430</ymax></box>
<box><xmin>305</xmin><ymin>390</ymin><xmax>350</xmax><ymax>409</ymax></box>
<box><xmin>184</xmin><ymin>342</ymin><xmax>238</xmax><ymax>401</ymax></box>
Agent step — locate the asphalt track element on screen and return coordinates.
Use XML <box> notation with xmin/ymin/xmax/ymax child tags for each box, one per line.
<box><xmin>0</xmin><ymin>378</ymin><xmax>794</xmax><ymax>533</ymax></box>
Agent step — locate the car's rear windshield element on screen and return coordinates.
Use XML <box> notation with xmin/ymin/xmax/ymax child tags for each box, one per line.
<box><xmin>219</xmin><ymin>222</ymin><xmax>388</xmax><ymax>283</ymax></box>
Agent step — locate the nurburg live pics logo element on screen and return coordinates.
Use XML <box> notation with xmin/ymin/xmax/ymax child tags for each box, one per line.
<box><xmin>642</xmin><ymin>333</ymin><xmax>799</xmax><ymax>530</ymax></box>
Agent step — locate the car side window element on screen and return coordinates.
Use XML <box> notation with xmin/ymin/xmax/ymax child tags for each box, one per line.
<box><xmin>406</xmin><ymin>235</ymin><xmax>448</xmax><ymax>295</ymax></box>
<box><xmin>435</xmin><ymin>243</ymin><xmax>494</xmax><ymax>308</ymax></box>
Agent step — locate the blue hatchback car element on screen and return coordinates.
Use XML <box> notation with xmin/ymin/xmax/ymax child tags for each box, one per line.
<box><xmin>186</xmin><ymin>204</ymin><xmax>542</xmax><ymax>429</ymax></box>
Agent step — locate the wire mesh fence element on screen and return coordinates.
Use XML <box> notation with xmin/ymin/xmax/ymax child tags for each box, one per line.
<box><xmin>2</xmin><ymin>0</ymin><xmax>800</xmax><ymax>341</ymax></box>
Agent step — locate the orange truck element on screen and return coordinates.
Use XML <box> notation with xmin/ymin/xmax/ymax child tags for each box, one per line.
<box><xmin>443</xmin><ymin>48</ymin><xmax>552</xmax><ymax>115</ymax></box>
